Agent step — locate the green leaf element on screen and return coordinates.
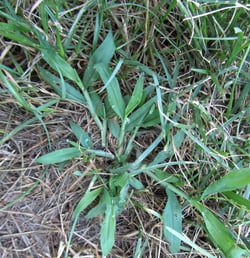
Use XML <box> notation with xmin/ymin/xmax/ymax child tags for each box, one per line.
<box><xmin>163</xmin><ymin>188</ymin><xmax>182</xmax><ymax>254</ymax></box>
<box><xmin>69</xmin><ymin>122</ymin><xmax>92</xmax><ymax>148</ymax></box>
<box><xmin>108</xmin><ymin>119</ymin><xmax>120</xmax><ymax>138</ymax></box>
<box><xmin>150</xmin><ymin>169</ymin><xmax>180</xmax><ymax>184</ymax></box>
<box><xmin>83</xmin><ymin>31</ymin><xmax>115</xmax><ymax>86</ymax></box>
<box><xmin>96</xmin><ymin>64</ymin><xmax>125</xmax><ymax>119</ymax></box>
<box><xmin>110</xmin><ymin>173</ymin><xmax>129</xmax><ymax>191</ymax></box>
<box><xmin>164</xmin><ymin>227</ymin><xmax>216</xmax><ymax>258</ymax></box>
<box><xmin>192</xmin><ymin>200</ymin><xmax>248</xmax><ymax>258</ymax></box>
<box><xmin>129</xmin><ymin>177</ymin><xmax>145</xmax><ymax>190</ymax></box>
<box><xmin>36</xmin><ymin>147</ymin><xmax>81</xmax><ymax>164</ymax></box>
<box><xmin>223</xmin><ymin>191</ymin><xmax>250</xmax><ymax>209</ymax></box>
<box><xmin>73</xmin><ymin>187</ymin><xmax>103</xmax><ymax>219</ymax></box>
<box><xmin>101</xmin><ymin>193</ymin><xmax>116</xmax><ymax>256</ymax></box>
<box><xmin>182</xmin><ymin>128</ymin><xmax>228</xmax><ymax>168</ymax></box>
<box><xmin>40</xmin><ymin>46</ymin><xmax>83</xmax><ymax>88</ymax></box>
<box><xmin>150</xmin><ymin>151</ymin><xmax>169</xmax><ymax>165</ymax></box>
<box><xmin>86</xmin><ymin>194</ymin><xmax>106</xmax><ymax>219</ymax></box>
<box><xmin>202</xmin><ymin>208</ymin><xmax>234</xmax><ymax>254</ymax></box>
<box><xmin>38</xmin><ymin>66</ymin><xmax>85</xmax><ymax>104</ymax></box>
<box><xmin>126</xmin><ymin>97</ymin><xmax>156</xmax><ymax>131</ymax></box>
<box><xmin>201</xmin><ymin>168</ymin><xmax>250</xmax><ymax>199</ymax></box>
<box><xmin>0</xmin><ymin>22</ymin><xmax>40</xmax><ymax>48</ymax></box>
<box><xmin>125</xmin><ymin>75</ymin><xmax>144</xmax><ymax>116</ymax></box>
<box><xmin>0</xmin><ymin>70</ymin><xmax>30</xmax><ymax>111</ymax></box>
<box><xmin>142</xmin><ymin>108</ymin><xmax>160</xmax><ymax>127</ymax></box>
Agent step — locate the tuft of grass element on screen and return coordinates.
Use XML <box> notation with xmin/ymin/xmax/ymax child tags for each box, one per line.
<box><xmin>0</xmin><ymin>0</ymin><xmax>249</xmax><ymax>257</ymax></box>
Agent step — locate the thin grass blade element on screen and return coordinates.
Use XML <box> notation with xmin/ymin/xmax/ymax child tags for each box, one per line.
<box><xmin>223</xmin><ymin>191</ymin><xmax>250</xmax><ymax>209</ymax></box>
<box><xmin>0</xmin><ymin>22</ymin><xmax>40</xmax><ymax>48</ymax></box>
<box><xmin>164</xmin><ymin>227</ymin><xmax>216</xmax><ymax>258</ymax></box>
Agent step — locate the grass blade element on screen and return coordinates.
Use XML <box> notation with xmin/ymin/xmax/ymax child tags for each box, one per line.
<box><xmin>192</xmin><ymin>200</ymin><xmax>249</xmax><ymax>257</ymax></box>
<box><xmin>163</xmin><ymin>188</ymin><xmax>182</xmax><ymax>254</ymax></box>
<box><xmin>125</xmin><ymin>75</ymin><xmax>144</xmax><ymax>116</ymax></box>
<box><xmin>223</xmin><ymin>191</ymin><xmax>250</xmax><ymax>209</ymax></box>
<box><xmin>73</xmin><ymin>187</ymin><xmax>103</xmax><ymax>219</ymax></box>
<box><xmin>0</xmin><ymin>70</ymin><xmax>31</xmax><ymax>111</ymax></box>
<box><xmin>40</xmin><ymin>47</ymin><xmax>83</xmax><ymax>88</ymax></box>
<box><xmin>182</xmin><ymin>128</ymin><xmax>228</xmax><ymax>169</ymax></box>
<box><xmin>38</xmin><ymin>66</ymin><xmax>86</xmax><ymax>103</ymax></box>
<box><xmin>96</xmin><ymin>64</ymin><xmax>125</xmax><ymax>119</ymax></box>
<box><xmin>0</xmin><ymin>22</ymin><xmax>40</xmax><ymax>48</ymax></box>
<box><xmin>201</xmin><ymin>168</ymin><xmax>250</xmax><ymax>199</ymax></box>
<box><xmin>164</xmin><ymin>227</ymin><xmax>216</xmax><ymax>258</ymax></box>
<box><xmin>125</xmin><ymin>97</ymin><xmax>156</xmax><ymax>131</ymax></box>
<box><xmin>66</xmin><ymin>184</ymin><xmax>103</xmax><ymax>258</ymax></box>
<box><xmin>36</xmin><ymin>148</ymin><xmax>81</xmax><ymax>164</ymax></box>
<box><xmin>69</xmin><ymin>122</ymin><xmax>92</xmax><ymax>148</ymax></box>
<box><xmin>83</xmin><ymin>30</ymin><xmax>115</xmax><ymax>86</ymax></box>
<box><xmin>101</xmin><ymin>192</ymin><xmax>116</xmax><ymax>256</ymax></box>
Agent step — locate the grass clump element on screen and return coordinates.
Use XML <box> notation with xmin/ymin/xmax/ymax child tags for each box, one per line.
<box><xmin>0</xmin><ymin>0</ymin><xmax>249</xmax><ymax>257</ymax></box>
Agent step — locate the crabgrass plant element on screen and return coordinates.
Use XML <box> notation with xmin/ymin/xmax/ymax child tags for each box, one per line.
<box><xmin>0</xmin><ymin>0</ymin><xmax>250</xmax><ymax>257</ymax></box>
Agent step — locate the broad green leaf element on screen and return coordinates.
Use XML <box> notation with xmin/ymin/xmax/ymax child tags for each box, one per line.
<box><xmin>96</xmin><ymin>64</ymin><xmax>125</xmax><ymax>119</ymax></box>
<box><xmin>104</xmin><ymin>95</ymin><xmax>116</xmax><ymax>118</ymax></box>
<box><xmin>40</xmin><ymin>47</ymin><xmax>83</xmax><ymax>88</ymax></box>
<box><xmin>108</xmin><ymin>119</ymin><xmax>120</xmax><ymax>138</ymax></box>
<box><xmin>142</xmin><ymin>108</ymin><xmax>160</xmax><ymax>127</ymax></box>
<box><xmin>0</xmin><ymin>22</ymin><xmax>40</xmax><ymax>48</ymax></box>
<box><xmin>125</xmin><ymin>75</ymin><xmax>144</xmax><ymax>116</ymax></box>
<box><xmin>125</xmin><ymin>97</ymin><xmax>156</xmax><ymax>131</ymax></box>
<box><xmin>101</xmin><ymin>193</ymin><xmax>116</xmax><ymax>256</ymax></box>
<box><xmin>163</xmin><ymin>188</ymin><xmax>182</xmax><ymax>254</ymax></box>
<box><xmin>86</xmin><ymin>193</ymin><xmax>106</xmax><ymax>219</ymax></box>
<box><xmin>83</xmin><ymin>31</ymin><xmax>115</xmax><ymax>86</ymax></box>
<box><xmin>36</xmin><ymin>147</ymin><xmax>81</xmax><ymax>164</ymax></box>
<box><xmin>227</xmin><ymin>247</ymin><xmax>249</xmax><ymax>258</ymax></box>
<box><xmin>192</xmin><ymin>200</ymin><xmax>247</xmax><ymax>258</ymax></box>
<box><xmin>73</xmin><ymin>187</ymin><xmax>103</xmax><ymax>219</ymax></box>
<box><xmin>109</xmin><ymin>174</ymin><xmax>130</xmax><ymax>214</ymax></box>
<box><xmin>110</xmin><ymin>173</ymin><xmax>129</xmax><ymax>191</ymax></box>
<box><xmin>201</xmin><ymin>168</ymin><xmax>250</xmax><ymax>199</ymax></box>
<box><xmin>89</xmin><ymin>89</ymin><xmax>105</xmax><ymax>118</ymax></box>
<box><xmin>38</xmin><ymin>66</ymin><xmax>85</xmax><ymax>104</ymax></box>
<box><xmin>129</xmin><ymin>177</ymin><xmax>145</xmax><ymax>190</ymax></box>
<box><xmin>69</xmin><ymin>122</ymin><xmax>92</xmax><ymax>148</ymax></box>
